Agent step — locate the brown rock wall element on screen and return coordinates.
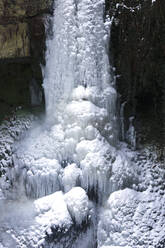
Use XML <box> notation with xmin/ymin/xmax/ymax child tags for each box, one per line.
<box><xmin>0</xmin><ymin>0</ymin><xmax>52</xmax><ymax>119</ymax></box>
<box><xmin>0</xmin><ymin>0</ymin><xmax>52</xmax><ymax>19</ymax></box>
<box><xmin>0</xmin><ymin>23</ymin><xmax>29</xmax><ymax>58</ymax></box>
<box><xmin>0</xmin><ymin>0</ymin><xmax>52</xmax><ymax>59</ymax></box>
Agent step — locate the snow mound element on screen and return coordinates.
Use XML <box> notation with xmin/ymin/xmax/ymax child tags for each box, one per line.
<box><xmin>64</xmin><ymin>187</ymin><xmax>89</xmax><ymax>225</ymax></box>
<box><xmin>35</xmin><ymin>191</ymin><xmax>72</xmax><ymax>231</ymax></box>
<box><xmin>0</xmin><ymin>189</ymin><xmax>89</xmax><ymax>247</ymax></box>
<box><xmin>98</xmin><ymin>188</ymin><xmax>165</xmax><ymax>248</ymax></box>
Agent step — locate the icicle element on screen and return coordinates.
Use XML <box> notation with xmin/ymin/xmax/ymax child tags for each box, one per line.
<box><xmin>126</xmin><ymin>116</ymin><xmax>136</xmax><ymax>150</ymax></box>
<box><xmin>120</xmin><ymin>101</ymin><xmax>127</xmax><ymax>141</ymax></box>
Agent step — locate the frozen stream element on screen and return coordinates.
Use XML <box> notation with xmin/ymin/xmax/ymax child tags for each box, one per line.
<box><xmin>0</xmin><ymin>0</ymin><xmax>164</xmax><ymax>247</ymax></box>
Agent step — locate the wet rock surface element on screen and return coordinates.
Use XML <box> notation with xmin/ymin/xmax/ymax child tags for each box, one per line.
<box><xmin>108</xmin><ymin>0</ymin><xmax>165</xmax><ymax>156</ymax></box>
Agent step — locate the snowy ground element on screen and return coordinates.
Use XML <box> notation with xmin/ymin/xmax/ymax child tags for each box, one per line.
<box><xmin>0</xmin><ymin>113</ymin><xmax>164</xmax><ymax>248</ymax></box>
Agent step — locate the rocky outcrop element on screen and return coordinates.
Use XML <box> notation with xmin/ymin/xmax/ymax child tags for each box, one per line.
<box><xmin>0</xmin><ymin>0</ymin><xmax>52</xmax><ymax>58</ymax></box>
<box><xmin>0</xmin><ymin>0</ymin><xmax>53</xmax><ymax>121</ymax></box>
<box><xmin>108</xmin><ymin>0</ymin><xmax>165</xmax><ymax>158</ymax></box>
<box><xmin>0</xmin><ymin>0</ymin><xmax>52</xmax><ymax>19</ymax></box>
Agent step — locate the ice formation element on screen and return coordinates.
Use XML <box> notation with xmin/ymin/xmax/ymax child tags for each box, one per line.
<box><xmin>64</xmin><ymin>187</ymin><xmax>90</xmax><ymax>225</ymax></box>
<box><xmin>1</xmin><ymin>0</ymin><xmax>128</xmax><ymax>245</ymax></box>
<box><xmin>1</xmin><ymin>0</ymin><xmax>135</xmax><ymax>201</ymax></box>
<box><xmin>61</xmin><ymin>163</ymin><xmax>81</xmax><ymax>192</ymax></box>
<box><xmin>0</xmin><ymin>113</ymin><xmax>34</xmax><ymax>176</ymax></box>
<box><xmin>0</xmin><ymin>0</ymin><xmax>163</xmax><ymax>247</ymax></box>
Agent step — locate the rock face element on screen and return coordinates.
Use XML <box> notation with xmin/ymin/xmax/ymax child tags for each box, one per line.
<box><xmin>108</xmin><ymin>0</ymin><xmax>165</xmax><ymax>158</ymax></box>
<box><xmin>0</xmin><ymin>0</ymin><xmax>52</xmax><ymax>19</ymax></box>
<box><xmin>0</xmin><ymin>0</ymin><xmax>53</xmax><ymax>121</ymax></box>
<box><xmin>0</xmin><ymin>0</ymin><xmax>52</xmax><ymax>58</ymax></box>
<box><xmin>0</xmin><ymin>23</ymin><xmax>29</xmax><ymax>58</ymax></box>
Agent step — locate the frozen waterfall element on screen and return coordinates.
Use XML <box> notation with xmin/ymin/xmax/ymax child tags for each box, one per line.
<box><xmin>4</xmin><ymin>0</ymin><xmax>135</xmax><ymax>201</ymax></box>
<box><xmin>43</xmin><ymin>0</ymin><xmax>116</xmax><ymax>125</ymax></box>
<box><xmin>0</xmin><ymin>0</ymin><xmax>137</xmax><ymax>247</ymax></box>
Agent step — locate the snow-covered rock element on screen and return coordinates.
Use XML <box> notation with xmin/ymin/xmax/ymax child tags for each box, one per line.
<box><xmin>35</xmin><ymin>191</ymin><xmax>72</xmax><ymax>230</ymax></box>
<box><xmin>98</xmin><ymin>188</ymin><xmax>165</xmax><ymax>248</ymax></box>
<box><xmin>0</xmin><ymin>188</ymin><xmax>92</xmax><ymax>247</ymax></box>
<box><xmin>0</xmin><ymin>113</ymin><xmax>34</xmax><ymax>176</ymax></box>
<box><xmin>64</xmin><ymin>187</ymin><xmax>89</xmax><ymax>225</ymax></box>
